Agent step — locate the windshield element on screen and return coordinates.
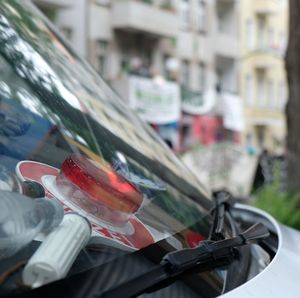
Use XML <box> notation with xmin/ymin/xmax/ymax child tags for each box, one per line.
<box><xmin>0</xmin><ymin>1</ymin><xmax>232</xmax><ymax>296</ymax></box>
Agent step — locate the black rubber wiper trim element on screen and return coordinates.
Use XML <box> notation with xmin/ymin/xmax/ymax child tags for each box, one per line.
<box><xmin>99</xmin><ymin>223</ymin><xmax>269</xmax><ymax>298</ymax></box>
<box><xmin>209</xmin><ymin>190</ymin><xmax>236</xmax><ymax>241</ymax></box>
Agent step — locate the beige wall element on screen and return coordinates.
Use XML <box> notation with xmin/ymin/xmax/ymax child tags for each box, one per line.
<box><xmin>240</xmin><ymin>0</ymin><xmax>288</xmax><ymax>153</ymax></box>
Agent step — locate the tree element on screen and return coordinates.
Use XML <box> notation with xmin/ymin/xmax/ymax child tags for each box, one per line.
<box><xmin>285</xmin><ymin>0</ymin><xmax>300</xmax><ymax>191</ymax></box>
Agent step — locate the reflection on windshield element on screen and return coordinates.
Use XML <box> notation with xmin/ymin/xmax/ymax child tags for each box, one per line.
<box><xmin>0</xmin><ymin>0</ymin><xmax>214</xmax><ymax>240</ymax></box>
<box><xmin>0</xmin><ymin>1</ymin><xmax>225</xmax><ymax>296</ymax></box>
<box><xmin>0</xmin><ymin>2</ymin><xmax>210</xmax><ymax>199</ymax></box>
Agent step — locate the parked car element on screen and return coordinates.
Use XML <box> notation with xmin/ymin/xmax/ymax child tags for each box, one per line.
<box><xmin>0</xmin><ymin>1</ymin><xmax>299</xmax><ymax>298</ymax></box>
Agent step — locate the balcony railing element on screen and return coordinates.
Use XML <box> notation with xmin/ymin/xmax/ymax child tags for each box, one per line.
<box><xmin>112</xmin><ymin>0</ymin><xmax>178</xmax><ymax>37</ymax></box>
<box><xmin>248</xmin><ymin>43</ymin><xmax>285</xmax><ymax>57</ymax></box>
<box><xmin>112</xmin><ymin>75</ymin><xmax>181</xmax><ymax>124</ymax></box>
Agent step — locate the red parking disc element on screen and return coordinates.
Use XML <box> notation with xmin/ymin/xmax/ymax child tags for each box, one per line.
<box><xmin>16</xmin><ymin>160</ymin><xmax>155</xmax><ymax>251</ymax></box>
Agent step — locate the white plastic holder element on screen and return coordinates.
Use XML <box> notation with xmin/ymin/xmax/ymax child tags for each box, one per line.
<box><xmin>22</xmin><ymin>213</ymin><xmax>91</xmax><ymax>288</ymax></box>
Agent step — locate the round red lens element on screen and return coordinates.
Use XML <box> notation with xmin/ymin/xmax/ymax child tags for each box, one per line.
<box><xmin>59</xmin><ymin>154</ymin><xmax>143</xmax><ymax>214</ymax></box>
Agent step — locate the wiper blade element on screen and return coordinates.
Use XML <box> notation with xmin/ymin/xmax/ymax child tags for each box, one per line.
<box><xmin>210</xmin><ymin>190</ymin><xmax>235</xmax><ymax>241</ymax></box>
<box><xmin>100</xmin><ymin>223</ymin><xmax>269</xmax><ymax>298</ymax></box>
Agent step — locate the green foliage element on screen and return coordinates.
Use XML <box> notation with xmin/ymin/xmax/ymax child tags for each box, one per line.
<box><xmin>254</xmin><ymin>163</ymin><xmax>300</xmax><ymax>230</ymax></box>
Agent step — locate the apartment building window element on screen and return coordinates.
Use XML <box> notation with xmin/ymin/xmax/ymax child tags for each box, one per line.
<box><xmin>245</xmin><ymin>19</ymin><xmax>254</xmax><ymax>50</ymax></box>
<box><xmin>197</xmin><ymin>0</ymin><xmax>207</xmax><ymax>33</ymax></box>
<box><xmin>96</xmin><ymin>40</ymin><xmax>108</xmax><ymax>77</ymax></box>
<box><xmin>257</xmin><ymin>16</ymin><xmax>267</xmax><ymax>50</ymax></box>
<box><xmin>268</xmin><ymin>28</ymin><xmax>275</xmax><ymax>49</ymax></box>
<box><xmin>163</xmin><ymin>55</ymin><xmax>171</xmax><ymax>79</ymax></box>
<box><xmin>245</xmin><ymin>74</ymin><xmax>254</xmax><ymax>106</ymax></box>
<box><xmin>198</xmin><ymin>63</ymin><xmax>205</xmax><ymax>92</ymax></box>
<box><xmin>179</xmin><ymin>0</ymin><xmax>190</xmax><ymax>30</ymax></box>
<box><xmin>256</xmin><ymin>125</ymin><xmax>266</xmax><ymax>148</ymax></box>
<box><xmin>181</xmin><ymin>60</ymin><xmax>190</xmax><ymax>87</ymax></box>
<box><xmin>217</xmin><ymin>0</ymin><xmax>235</xmax><ymax>36</ymax></box>
<box><xmin>278</xmin><ymin>81</ymin><xmax>287</xmax><ymax>110</ymax></box>
<box><xmin>267</xmin><ymin>79</ymin><xmax>275</xmax><ymax>108</ymax></box>
<box><xmin>120</xmin><ymin>52</ymin><xmax>130</xmax><ymax>73</ymax></box>
<box><xmin>257</xmin><ymin>72</ymin><xmax>266</xmax><ymax>107</ymax></box>
<box><xmin>279</xmin><ymin>32</ymin><xmax>287</xmax><ymax>54</ymax></box>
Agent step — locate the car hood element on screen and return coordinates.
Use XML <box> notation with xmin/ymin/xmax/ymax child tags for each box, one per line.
<box><xmin>223</xmin><ymin>204</ymin><xmax>300</xmax><ymax>298</ymax></box>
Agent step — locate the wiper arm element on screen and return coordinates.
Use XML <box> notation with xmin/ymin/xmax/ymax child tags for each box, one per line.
<box><xmin>210</xmin><ymin>190</ymin><xmax>236</xmax><ymax>241</ymax></box>
<box><xmin>99</xmin><ymin>223</ymin><xmax>269</xmax><ymax>298</ymax></box>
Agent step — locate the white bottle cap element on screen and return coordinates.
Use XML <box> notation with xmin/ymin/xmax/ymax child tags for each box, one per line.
<box><xmin>22</xmin><ymin>213</ymin><xmax>91</xmax><ymax>288</ymax></box>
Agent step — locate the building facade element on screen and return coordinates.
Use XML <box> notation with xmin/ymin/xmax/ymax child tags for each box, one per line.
<box><xmin>240</xmin><ymin>0</ymin><xmax>288</xmax><ymax>154</ymax></box>
<box><xmin>32</xmin><ymin>0</ymin><xmax>287</xmax><ymax>154</ymax></box>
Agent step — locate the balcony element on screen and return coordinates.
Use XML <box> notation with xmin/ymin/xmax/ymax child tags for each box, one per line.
<box><xmin>111</xmin><ymin>0</ymin><xmax>178</xmax><ymax>37</ymax></box>
<box><xmin>33</xmin><ymin>0</ymin><xmax>72</xmax><ymax>8</ymax></box>
<box><xmin>253</xmin><ymin>61</ymin><xmax>274</xmax><ymax>70</ymax></box>
<box><xmin>112</xmin><ymin>75</ymin><xmax>180</xmax><ymax>124</ymax></box>
<box><xmin>250</xmin><ymin>43</ymin><xmax>284</xmax><ymax>58</ymax></box>
<box><xmin>248</xmin><ymin>51</ymin><xmax>277</xmax><ymax>70</ymax></box>
<box><xmin>255</xmin><ymin>0</ymin><xmax>277</xmax><ymax>15</ymax></box>
<box><xmin>214</xmin><ymin>33</ymin><xmax>239</xmax><ymax>58</ymax></box>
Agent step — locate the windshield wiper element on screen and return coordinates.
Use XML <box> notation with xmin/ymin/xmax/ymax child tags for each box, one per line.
<box><xmin>99</xmin><ymin>223</ymin><xmax>269</xmax><ymax>298</ymax></box>
<box><xmin>209</xmin><ymin>190</ymin><xmax>236</xmax><ymax>241</ymax></box>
